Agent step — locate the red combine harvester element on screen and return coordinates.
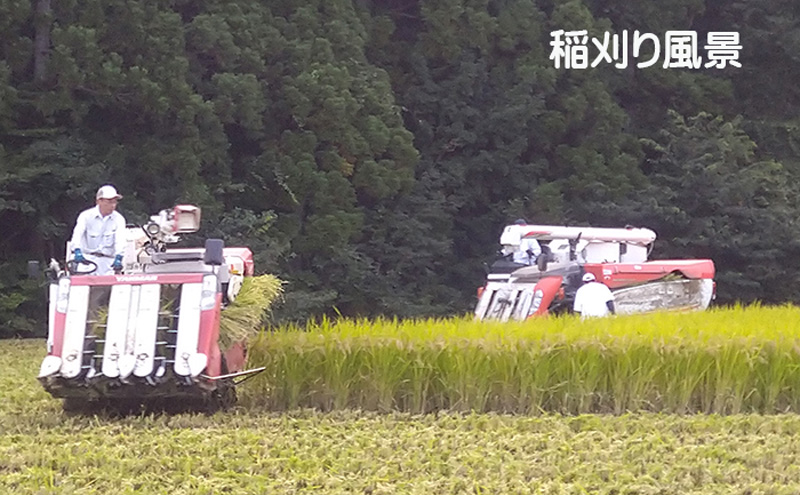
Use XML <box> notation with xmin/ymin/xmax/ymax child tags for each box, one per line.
<box><xmin>35</xmin><ymin>205</ymin><xmax>264</xmax><ymax>410</ymax></box>
<box><xmin>474</xmin><ymin>224</ymin><xmax>716</xmax><ymax>321</ymax></box>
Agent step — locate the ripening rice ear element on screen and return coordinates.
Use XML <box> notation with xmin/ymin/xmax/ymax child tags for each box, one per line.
<box><xmin>218</xmin><ymin>274</ymin><xmax>284</xmax><ymax>349</ymax></box>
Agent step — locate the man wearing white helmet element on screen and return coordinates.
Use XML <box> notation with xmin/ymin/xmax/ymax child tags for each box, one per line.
<box><xmin>70</xmin><ymin>185</ymin><xmax>127</xmax><ymax>275</ymax></box>
<box><xmin>572</xmin><ymin>272</ymin><xmax>616</xmax><ymax>318</ymax></box>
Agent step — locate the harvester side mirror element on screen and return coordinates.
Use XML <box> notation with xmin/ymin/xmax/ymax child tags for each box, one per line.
<box><xmin>27</xmin><ymin>260</ymin><xmax>40</xmax><ymax>279</ymax></box>
<box><xmin>204</xmin><ymin>238</ymin><xmax>225</xmax><ymax>266</ymax></box>
<box><xmin>537</xmin><ymin>255</ymin><xmax>548</xmax><ymax>272</ymax></box>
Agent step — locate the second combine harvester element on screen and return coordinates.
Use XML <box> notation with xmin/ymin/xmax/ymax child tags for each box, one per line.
<box><xmin>474</xmin><ymin>223</ymin><xmax>716</xmax><ymax>321</ymax></box>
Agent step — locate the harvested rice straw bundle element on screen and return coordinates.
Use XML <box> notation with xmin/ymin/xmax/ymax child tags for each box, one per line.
<box><xmin>219</xmin><ymin>274</ymin><xmax>284</xmax><ymax>349</ymax></box>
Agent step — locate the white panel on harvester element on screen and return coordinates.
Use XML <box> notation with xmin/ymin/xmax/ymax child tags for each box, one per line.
<box><xmin>133</xmin><ymin>284</ymin><xmax>161</xmax><ymax>377</ymax></box>
<box><xmin>60</xmin><ymin>285</ymin><xmax>91</xmax><ymax>379</ymax></box>
<box><xmin>118</xmin><ymin>285</ymin><xmax>140</xmax><ymax>379</ymax></box>
<box><xmin>511</xmin><ymin>288</ymin><xmax>535</xmax><ymax>320</ymax></box>
<box><xmin>486</xmin><ymin>288</ymin><xmax>513</xmax><ymax>322</ymax></box>
<box><xmin>102</xmin><ymin>284</ymin><xmax>132</xmax><ymax>378</ymax></box>
<box><xmin>173</xmin><ymin>283</ymin><xmax>202</xmax><ymax>376</ymax></box>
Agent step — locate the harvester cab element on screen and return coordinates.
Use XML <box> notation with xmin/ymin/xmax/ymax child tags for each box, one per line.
<box><xmin>476</xmin><ymin>224</ymin><xmax>716</xmax><ymax>321</ymax></box>
<box><xmin>37</xmin><ymin>205</ymin><xmax>261</xmax><ymax>411</ymax></box>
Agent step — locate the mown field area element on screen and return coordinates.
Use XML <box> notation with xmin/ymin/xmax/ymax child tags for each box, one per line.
<box><xmin>4</xmin><ymin>307</ymin><xmax>800</xmax><ymax>494</ymax></box>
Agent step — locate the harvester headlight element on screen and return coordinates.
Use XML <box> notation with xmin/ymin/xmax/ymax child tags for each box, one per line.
<box><xmin>200</xmin><ymin>275</ymin><xmax>218</xmax><ymax>311</ymax></box>
<box><xmin>56</xmin><ymin>278</ymin><xmax>71</xmax><ymax>313</ymax></box>
<box><xmin>530</xmin><ymin>289</ymin><xmax>544</xmax><ymax>314</ymax></box>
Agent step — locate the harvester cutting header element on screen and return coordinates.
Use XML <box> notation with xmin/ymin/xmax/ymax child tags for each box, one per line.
<box><xmin>474</xmin><ymin>221</ymin><xmax>716</xmax><ymax>321</ymax></box>
<box><xmin>35</xmin><ymin>202</ymin><xmax>262</xmax><ymax>410</ymax></box>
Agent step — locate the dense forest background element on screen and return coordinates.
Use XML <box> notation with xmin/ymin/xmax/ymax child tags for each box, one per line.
<box><xmin>3</xmin><ymin>0</ymin><xmax>800</xmax><ymax>337</ymax></box>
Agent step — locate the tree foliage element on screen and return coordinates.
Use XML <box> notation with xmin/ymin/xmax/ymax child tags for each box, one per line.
<box><xmin>1</xmin><ymin>0</ymin><xmax>798</xmax><ymax>336</ymax></box>
<box><xmin>625</xmin><ymin>112</ymin><xmax>800</xmax><ymax>303</ymax></box>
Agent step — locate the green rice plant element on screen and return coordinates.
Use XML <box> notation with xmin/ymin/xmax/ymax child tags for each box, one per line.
<box><xmin>486</xmin><ymin>342</ymin><xmax>527</xmax><ymax>413</ymax></box>
<box><xmin>406</xmin><ymin>345</ymin><xmax>442</xmax><ymax>414</ymax></box>
<box><xmin>245</xmin><ymin>304</ymin><xmax>800</xmax><ymax>415</ymax></box>
<box><xmin>652</xmin><ymin>343</ymin><xmax>709</xmax><ymax>413</ymax></box>
<box><xmin>749</xmin><ymin>341</ymin><xmax>800</xmax><ymax>412</ymax></box>
<box><xmin>89</xmin><ymin>306</ymin><xmax>109</xmax><ymax>338</ymax></box>
<box><xmin>318</xmin><ymin>336</ymin><xmax>362</xmax><ymax>410</ymax></box>
<box><xmin>363</xmin><ymin>338</ymin><xmax>412</xmax><ymax>412</ymax></box>
<box><xmin>218</xmin><ymin>274</ymin><xmax>283</xmax><ymax>349</ymax></box>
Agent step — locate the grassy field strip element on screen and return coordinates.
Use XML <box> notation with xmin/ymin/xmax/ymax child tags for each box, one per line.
<box><xmin>245</xmin><ymin>305</ymin><xmax>800</xmax><ymax>414</ymax></box>
<box><xmin>4</xmin><ymin>340</ymin><xmax>800</xmax><ymax>494</ymax></box>
<box><xmin>4</xmin><ymin>412</ymin><xmax>800</xmax><ymax>494</ymax></box>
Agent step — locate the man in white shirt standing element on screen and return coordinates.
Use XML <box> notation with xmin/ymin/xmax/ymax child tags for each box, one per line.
<box><xmin>70</xmin><ymin>185</ymin><xmax>127</xmax><ymax>275</ymax></box>
<box><xmin>573</xmin><ymin>272</ymin><xmax>616</xmax><ymax>318</ymax></box>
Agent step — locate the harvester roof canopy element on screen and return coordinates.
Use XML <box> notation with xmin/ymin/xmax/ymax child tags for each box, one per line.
<box><xmin>502</xmin><ymin>224</ymin><xmax>657</xmax><ymax>245</ymax></box>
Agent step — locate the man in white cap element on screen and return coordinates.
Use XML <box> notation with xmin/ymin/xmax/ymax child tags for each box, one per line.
<box><xmin>572</xmin><ymin>272</ymin><xmax>616</xmax><ymax>318</ymax></box>
<box><xmin>511</xmin><ymin>219</ymin><xmax>542</xmax><ymax>265</ymax></box>
<box><xmin>70</xmin><ymin>185</ymin><xmax>127</xmax><ymax>275</ymax></box>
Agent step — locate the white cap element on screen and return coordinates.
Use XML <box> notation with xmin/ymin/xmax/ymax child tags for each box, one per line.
<box><xmin>582</xmin><ymin>272</ymin><xmax>596</xmax><ymax>282</ymax></box>
<box><xmin>96</xmin><ymin>185</ymin><xmax>122</xmax><ymax>200</ymax></box>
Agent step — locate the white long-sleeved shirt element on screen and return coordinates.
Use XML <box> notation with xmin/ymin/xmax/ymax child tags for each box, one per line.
<box><xmin>573</xmin><ymin>282</ymin><xmax>615</xmax><ymax>318</ymax></box>
<box><xmin>513</xmin><ymin>236</ymin><xmax>541</xmax><ymax>265</ymax></box>
<box><xmin>70</xmin><ymin>206</ymin><xmax>127</xmax><ymax>275</ymax></box>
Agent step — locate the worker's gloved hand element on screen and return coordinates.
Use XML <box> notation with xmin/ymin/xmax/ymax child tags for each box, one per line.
<box><xmin>73</xmin><ymin>248</ymin><xmax>86</xmax><ymax>263</ymax></box>
<box><xmin>112</xmin><ymin>254</ymin><xmax>123</xmax><ymax>272</ymax></box>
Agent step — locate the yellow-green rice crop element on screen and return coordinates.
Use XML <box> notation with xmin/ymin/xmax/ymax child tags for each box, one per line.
<box><xmin>7</xmin><ymin>339</ymin><xmax>800</xmax><ymax>495</ymax></box>
<box><xmin>245</xmin><ymin>304</ymin><xmax>800</xmax><ymax>414</ymax></box>
<box><xmin>218</xmin><ymin>274</ymin><xmax>283</xmax><ymax>349</ymax></box>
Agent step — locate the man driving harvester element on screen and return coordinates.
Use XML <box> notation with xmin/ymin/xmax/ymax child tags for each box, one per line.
<box><xmin>70</xmin><ymin>185</ymin><xmax>127</xmax><ymax>275</ymax></box>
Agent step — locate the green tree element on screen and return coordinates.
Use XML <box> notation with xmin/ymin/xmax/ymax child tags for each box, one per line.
<box><xmin>362</xmin><ymin>0</ymin><xmax>648</xmax><ymax>311</ymax></box>
<box><xmin>182</xmin><ymin>0</ymin><xmax>419</xmax><ymax>319</ymax></box>
<box><xmin>622</xmin><ymin>111</ymin><xmax>800</xmax><ymax>303</ymax></box>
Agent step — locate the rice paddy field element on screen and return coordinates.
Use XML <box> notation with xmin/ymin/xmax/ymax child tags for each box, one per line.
<box><xmin>4</xmin><ymin>306</ymin><xmax>800</xmax><ymax>494</ymax></box>
<box><xmin>245</xmin><ymin>305</ymin><xmax>800</xmax><ymax>415</ymax></box>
